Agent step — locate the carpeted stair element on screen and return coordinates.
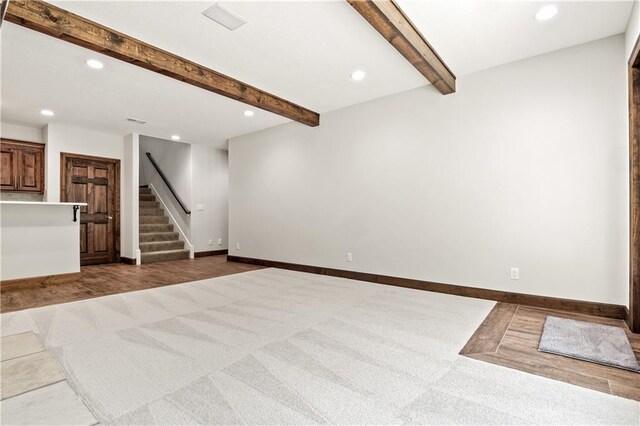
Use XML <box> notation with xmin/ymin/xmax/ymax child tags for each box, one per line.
<box><xmin>139</xmin><ymin>187</ymin><xmax>190</xmax><ymax>264</ymax></box>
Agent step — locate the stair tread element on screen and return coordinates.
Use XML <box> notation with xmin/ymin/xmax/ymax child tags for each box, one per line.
<box><xmin>139</xmin><ymin>231</ymin><xmax>180</xmax><ymax>242</ymax></box>
<box><xmin>139</xmin><ymin>225</ymin><xmax>174</xmax><ymax>231</ymax></box>
<box><xmin>138</xmin><ymin>188</ymin><xmax>183</xmax><ymax>263</ymax></box>
<box><xmin>141</xmin><ymin>250</ymin><xmax>186</xmax><ymax>255</ymax></box>
<box><xmin>139</xmin><ymin>236</ymin><xmax>178</xmax><ymax>239</ymax></box>
<box><xmin>140</xmin><ymin>216</ymin><xmax>169</xmax><ymax>223</ymax></box>
<box><xmin>140</xmin><ymin>241</ymin><xmax>183</xmax><ymax>249</ymax></box>
<box><xmin>141</xmin><ymin>248</ymin><xmax>190</xmax><ymax>263</ymax></box>
<box><xmin>142</xmin><ymin>248</ymin><xmax>189</xmax><ymax>253</ymax></box>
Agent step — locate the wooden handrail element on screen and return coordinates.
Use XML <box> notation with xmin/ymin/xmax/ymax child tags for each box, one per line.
<box><xmin>145</xmin><ymin>152</ymin><xmax>191</xmax><ymax>215</ymax></box>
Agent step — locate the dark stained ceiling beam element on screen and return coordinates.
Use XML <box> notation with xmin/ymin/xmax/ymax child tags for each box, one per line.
<box><xmin>347</xmin><ymin>0</ymin><xmax>456</xmax><ymax>95</ymax></box>
<box><xmin>4</xmin><ymin>0</ymin><xmax>320</xmax><ymax>126</ymax></box>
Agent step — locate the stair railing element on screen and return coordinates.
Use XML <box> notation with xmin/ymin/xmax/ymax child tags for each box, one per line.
<box><xmin>145</xmin><ymin>152</ymin><xmax>191</xmax><ymax>215</ymax></box>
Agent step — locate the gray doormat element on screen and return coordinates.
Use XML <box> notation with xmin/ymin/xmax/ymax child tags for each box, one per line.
<box><xmin>539</xmin><ymin>316</ymin><xmax>640</xmax><ymax>373</ymax></box>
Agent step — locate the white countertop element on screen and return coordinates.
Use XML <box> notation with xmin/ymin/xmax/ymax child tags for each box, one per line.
<box><xmin>0</xmin><ymin>201</ymin><xmax>88</xmax><ymax>206</ymax></box>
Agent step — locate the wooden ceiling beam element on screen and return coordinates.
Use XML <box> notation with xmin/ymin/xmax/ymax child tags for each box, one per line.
<box><xmin>4</xmin><ymin>0</ymin><xmax>320</xmax><ymax>127</ymax></box>
<box><xmin>347</xmin><ymin>0</ymin><xmax>456</xmax><ymax>95</ymax></box>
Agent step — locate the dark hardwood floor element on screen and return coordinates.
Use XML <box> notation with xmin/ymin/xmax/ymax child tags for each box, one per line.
<box><xmin>1</xmin><ymin>256</ymin><xmax>262</xmax><ymax>313</ymax></box>
<box><xmin>461</xmin><ymin>303</ymin><xmax>640</xmax><ymax>401</ymax></box>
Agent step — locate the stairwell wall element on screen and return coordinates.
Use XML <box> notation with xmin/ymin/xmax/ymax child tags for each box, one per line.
<box><xmin>191</xmin><ymin>144</ymin><xmax>229</xmax><ymax>253</ymax></box>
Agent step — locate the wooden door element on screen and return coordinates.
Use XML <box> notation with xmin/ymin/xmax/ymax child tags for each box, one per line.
<box><xmin>16</xmin><ymin>145</ymin><xmax>43</xmax><ymax>192</ymax></box>
<box><xmin>61</xmin><ymin>153</ymin><xmax>120</xmax><ymax>265</ymax></box>
<box><xmin>0</xmin><ymin>146</ymin><xmax>18</xmax><ymax>191</ymax></box>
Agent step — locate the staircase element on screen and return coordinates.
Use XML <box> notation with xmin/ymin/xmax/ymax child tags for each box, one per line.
<box><xmin>139</xmin><ymin>187</ymin><xmax>190</xmax><ymax>264</ymax></box>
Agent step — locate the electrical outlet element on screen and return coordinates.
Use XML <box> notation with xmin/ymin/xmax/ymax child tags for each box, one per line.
<box><xmin>236</xmin><ymin>243</ymin><xmax>240</xmax><ymax>251</ymax></box>
<box><xmin>346</xmin><ymin>252</ymin><xmax>353</xmax><ymax>262</ymax></box>
<box><xmin>510</xmin><ymin>267</ymin><xmax>520</xmax><ymax>280</ymax></box>
<box><xmin>217</xmin><ymin>238</ymin><xmax>222</xmax><ymax>246</ymax></box>
<box><xmin>208</xmin><ymin>239</ymin><xmax>213</xmax><ymax>246</ymax></box>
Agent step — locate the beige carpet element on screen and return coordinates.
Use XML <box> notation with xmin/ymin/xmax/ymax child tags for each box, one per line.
<box><xmin>1</xmin><ymin>268</ymin><xmax>638</xmax><ymax>424</ymax></box>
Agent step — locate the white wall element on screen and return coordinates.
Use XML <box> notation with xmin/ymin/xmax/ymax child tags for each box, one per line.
<box><xmin>229</xmin><ymin>35</ymin><xmax>628</xmax><ymax>306</ymax></box>
<box><xmin>43</xmin><ymin>123</ymin><xmax>124</xmax><ymax>202</ymax></box>
<box><xmin>0</xmin><ymin>121</ymin><xmax>43</xmax><ymax>143</ymax></box>
<box><xmin>1</xmin><ymin>203</ymin><xmax>81</xmax><ymax>280</ymax></box>
<box><xmin>191</xmin><ymin>144</ymin><xmax>228</xmax><ymax>252</ymax></box>
<box><xmin>627</xmin><ymin>1</ymin><xmax>640</xmax><ymax>61</ymax></box>
<box><xmin>122</xmin><ymin>134</ymin><xmax>140</xmax><ymax>261</ymax></box>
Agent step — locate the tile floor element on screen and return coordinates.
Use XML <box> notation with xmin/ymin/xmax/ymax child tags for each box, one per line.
<box><xmin>0</xmin><ymin>332</ymin><xmax>96</xmax><ymax>425</ymax></box>
<box><xmin>1</xmin><ymin>381</ymin><xmax>97</xmax><ymax>425</ymax></box>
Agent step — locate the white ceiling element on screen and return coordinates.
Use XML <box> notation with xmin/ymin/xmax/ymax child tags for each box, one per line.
<box><xmin>396</xmin><ymin>0</ymin><xmax>634</xmax><ymax>77</ymax></box>
<box><xmin>1</xmin><ymin>24</ymin><xmax>290</xmax><ymax>148</ymax></box>
<box><xmin>0</xmin><ymin>1</ymin><xmax>634</xmax><ymax>148</ymax></box>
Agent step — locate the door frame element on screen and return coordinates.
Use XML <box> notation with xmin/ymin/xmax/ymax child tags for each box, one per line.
<box><xmin>60</xmin><ymin>152</ymin><xmax>121</xmax><ymax>264</ymax></box>
<box><xmin>628</xmin><ymin>36</ymin><xmax>640</xmax><ymax>333</ymax></box>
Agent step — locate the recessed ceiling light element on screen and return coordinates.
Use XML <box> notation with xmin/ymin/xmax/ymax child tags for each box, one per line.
<box><xmin>40</xmin><ymin>109</ymin><xmax>54</xmax><ymax>116</ymax></box>
<box><xmin>86</xmin><ymin>59</ymin><xmax>104</xmax><ymax>69</ymax></box>
<box><xmin>243</xmin><ymin>110</ymin><xmax>255</xmax><ymax>117</ymax></box>
<box><xmin>350</xmin><ymin>70</ymin><xmax>366</xmax><ymax>81</ymax></box>
<box><xmin>171</xmin><ymin>135</ymin><xmax>181</xmax><ymax>141</ymax></box>
<box><xmin>202</xmin><ymin>3</ymin><xmax>247</xmax><ymax>31</ymax></box>
<box><xmin>534</xmin><ymin>5</ymin><xmax>558</xmax><ymax>21</ymax></box>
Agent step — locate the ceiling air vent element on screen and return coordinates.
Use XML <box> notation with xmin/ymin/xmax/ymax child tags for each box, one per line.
<box><xmin>202</xmin><ymin>3</ymin><xmax>247</xmax><ymax>31</ymax></box>
<box><xmin>126</xmin><ymin>117</ymin><xmax>147</xmax><ymax>125</ymax></box>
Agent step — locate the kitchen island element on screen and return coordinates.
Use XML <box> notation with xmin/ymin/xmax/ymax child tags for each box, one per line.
<box><xmin>1</xmin><ymin>201</ymin><xmax>87</xmax><ymax>282</ymax></box>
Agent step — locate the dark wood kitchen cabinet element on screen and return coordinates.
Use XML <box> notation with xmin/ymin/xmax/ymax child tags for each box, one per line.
<box><xmin>0</xmin><ymin>139</ymin><xmax>44</xmax><ymax>193</ymax></box>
